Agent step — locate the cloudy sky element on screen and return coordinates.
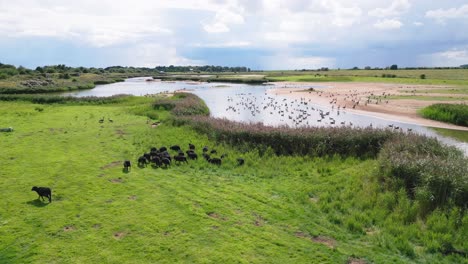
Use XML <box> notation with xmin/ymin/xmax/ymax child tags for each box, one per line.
<box><xmin>0</xmin><ymin>0</ymin><xmax>467</xmax><ymax>70</ymax></box>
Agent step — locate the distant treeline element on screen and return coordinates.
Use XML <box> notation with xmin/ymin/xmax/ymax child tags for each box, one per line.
<box><xmin>0</xmin><ymin>62</ymin><xmax>251</xmax><ymax>79</ymax></box>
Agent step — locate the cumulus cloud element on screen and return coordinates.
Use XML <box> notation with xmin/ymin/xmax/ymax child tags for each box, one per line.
<box><xmin>368</xmin><ymin>0</ymin><xmax>411</xmax><ymax>17</ymax></box>
<box><xmin>373</xmin><ymin>19</ymin><xmax>403</xmax><ymax>30</ymax></box>
<box><xmin>202</xmin><ymin>5</ymin><xmax>245</xmax><ymax>33</ymax></box>
<box><xmin>126</xmin><ymin>43</ymin><xmax>203</xmax><ymax>67</ymax></box>
<box><xmin>192</xmin><ymin>41</ymin><xmax>251</xmax><ymax>48</ymax></box>
<box><xmin>425</xmin><ymin>4</ymin><xmax>468</xmax><ymax>23</ymax></box>
<box><xmin>262</xmin><ymin>54</ymin><xmax>335</xmax><ymax>70</ymax></box>
<box><xmin>420</xmin><ymin>47</ymin><xmax>468</xmax><ymax>67</ymax></box>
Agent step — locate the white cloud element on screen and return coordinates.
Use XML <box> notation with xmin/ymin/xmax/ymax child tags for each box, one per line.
<box><xmin>373</xmin><ymin>19</ymin><xmax>403</xmax><ymax>30</ymax></box>
<box><xmin>126</xmin><ymin>44</ymin><xmax>203</xmax><ymax>67</ymax></box>
<box><xmin>425</xmin><ymin>4</ymin><xmax>468</xmax><ymax>23</ymax></box>
<box><xmin>262</xmin><ymin>54</ymin><xmax>335</xmax><ymax>70</ymax></box>
<box><xmin>368</xmin><ymin>0</ymin><xmax>411</xmax><ymax>17</ymax></box>
<box><xmin>192</xmin><ymin>41</ymin><xmax>251</xmax><ymax>48</ymax></box>
<box><xmin>413</xmin><ymin>22</ymin><xmax>424</xmax><ymax>27</ymax></box>
<box><xmin>202</xmin><ymin>5</ymin><xmax>245</xmax><ymax>33</ymax></box>
<box><xmin>420</xmin><ymin>47</ymin><xmax>468</xmax><ymax>67</ymax></box>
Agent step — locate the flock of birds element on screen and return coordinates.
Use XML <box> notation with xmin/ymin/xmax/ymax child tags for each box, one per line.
<box><xmin>222</xmin><ymin>88</ymin><xmax>413</xmax><ymax>132</ymax></box>
<box><xmin>225</xmin><ymin>92</ymin><xmax>362</xmax><ymax>128</ymax></box>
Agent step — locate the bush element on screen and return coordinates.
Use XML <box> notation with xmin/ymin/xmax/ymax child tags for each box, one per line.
<box><xmin>153</xmin><ymin>93</ymin><xmax>209</xmax><ymax>116</ymax></box>
<box><xmin>378</xmin><ymin>135</ymin><xmax>468</xmax><ymax>213</ymax></box>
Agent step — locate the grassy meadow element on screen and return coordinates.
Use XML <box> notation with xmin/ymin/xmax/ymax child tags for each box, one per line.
<box><xmin>0</xmin><ymin>95</ymin><xmax>467</xmax><ymax>263</ymax></box>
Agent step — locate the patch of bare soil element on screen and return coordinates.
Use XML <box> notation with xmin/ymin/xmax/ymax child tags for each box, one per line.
<box><xmin>113</xmin><ymin>232</ymin><xmax>127</xmax><ymax>240</ymax></box>
<box><xmin>206</xmin><ymin>212</ymin><xmax>228</xmax><ymax>221</ymax></box>
<box><xmin>309</xmin><ymin>197</ymin><xmax>319</xmax><ymax>203</ymax></box>
<box><xmin>151</xmin><ymin>121</ymin><xmax>161</xmax><ymax>128</ymax></box>
<box><xmin>347</xmin><ymin>257</ymin><xmax>368</xmax><ymax>264</ymax></box>
<box><xmin>253</xmin><ymin>213</ymin><xmax>265</xmax><ymax>226</ymax></box>
<box><xmin>101</xmin><ymin>161</ymin><xmax>122</xmax><ymax>170</ymax></box>
<box><xmin>109</xmin><ymin>178</ymin><xmax>123</xmax><ymax>183</ymax></box>
<box><xmin>128</xmin><ymin>195</ymin><xmax>137</xmax><ymax>200</ymax></box>
<box><xmin>63</xmin><ymin>225</ymin><xmax>75</xmax><ymax>232</ymax></box>
<box><xmin>115</xmin><ymin>129</ymin><xmax>126</xmax><ymax>136</ymax></box>
<box><xmin>313</xmin><ymin>236</ymin><xmax>337</xmax><ymax>249</ymax></box>
<box><xmin>207</xmin><ymin>212</ymin><xmax>220</xmax><ymax>219</ymax></box>
<box><xmin>295</xmin><ymin>232</ymin><xmax>337</xmax><ymax>249</ymax></box>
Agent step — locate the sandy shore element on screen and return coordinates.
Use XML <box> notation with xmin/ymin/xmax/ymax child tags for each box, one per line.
<box><xmin>269</xmin><ymin>82</ymin><xmax>468</xmax><ymax>131</ymax></box>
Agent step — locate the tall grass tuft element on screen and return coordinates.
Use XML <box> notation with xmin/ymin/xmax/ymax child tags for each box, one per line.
<box><xmin>153</xmin><ymin>93</ymin><xmax>209</xmax><ymax>116</ymax></box>
<box><xmin>378</xmin><ymin>134</ymin><xmax>468</xmax><ymax>214</ymax></box>
<box><xmin>420</xmin><ymin>103</ymin><xmax>468</xmax><ymax>127</ymax></box>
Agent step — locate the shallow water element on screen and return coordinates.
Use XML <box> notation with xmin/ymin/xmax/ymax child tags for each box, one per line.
<box><xmin>61</xmin><ymin>77</ymin><xmax>468</xmax><ymax>154</ymax></box>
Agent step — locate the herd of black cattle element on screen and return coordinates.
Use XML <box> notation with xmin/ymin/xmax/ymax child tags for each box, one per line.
<box><xmin>123</xmin><ymin>143</ymin><xmax>244</xmax><ymax>172</ymax></box>
<box><xmin>32</xmin><ymin>144</ymin><xmax>245</xmax><ymax>203</ymax></box>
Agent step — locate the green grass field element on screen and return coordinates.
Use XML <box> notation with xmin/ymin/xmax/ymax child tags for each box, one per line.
<box><xmin>0</xmin><ymin>98</ymin><xmax>466</xmax><ymax>263</ymax></box>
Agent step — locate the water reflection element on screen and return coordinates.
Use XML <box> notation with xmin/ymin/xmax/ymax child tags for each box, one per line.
<box><xmin>61</xmin><ymin>77</ymin><xmax>467</xmax><ymax>154</ymax></box>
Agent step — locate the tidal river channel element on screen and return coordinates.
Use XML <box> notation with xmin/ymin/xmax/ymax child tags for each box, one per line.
<box><xmin>61</xmin><ymin>77</ymin><xmax>468</xmax><ymax>154</ymax></box>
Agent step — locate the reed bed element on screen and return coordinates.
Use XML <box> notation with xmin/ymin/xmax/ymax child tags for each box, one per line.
<box><xmin>168</xmin><ymin>94</ymin><xmax>467</xmax><ymax>213</ymax></box>
<box><xmin>420</xmin><ymin>103</ymin><xmax>468</xmax><ymax>127</ymax></box>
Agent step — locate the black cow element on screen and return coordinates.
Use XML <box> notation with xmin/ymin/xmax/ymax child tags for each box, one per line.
<box><xmin>208</xmin><ymin>158</ymin><xmax>222</xmax><ymax>165</ymax></box>
<box><xmin>123</xmin><ymin>160</ymin><xmax>131</xmax><ymax>172</ymax></box>
<box><xmin>152</xmin><ymin>156</ymin><xmax>162</xmax><ymax>167</ymax></box>
<box><xmin>162</xmin><ymin>158</ymin><xmax>171</xmax><ymax>167</ymax></box>
<box><xmin>159</xmin><ymin>146</ymin><xmax>167</xmax><ymax>152</ymax></box>
<box><xmin>187</xmin><ymin>150</ymin><xmax>198</xmax><ymax>160</ymax></box>
<box><xmin>170</xmin><ymin>145</ymin><xmax>181</xmax><ymax>151</ymax></box>
<box><xmin>202</xmin><ymin>146</ymin><xmax>209</xmax><ymax>153</ymax></box>
<box><xmin>237</xmin><ymin>158</ymin><xmax>245</xmax><ymax>166</ymax></box>
<box><xmin>138</xmin><ymin>156</ymin><xmax>147</xmax><ymax>167</ymax></box>
<box><xmin>189</xmin><ymin>143</ymin><xmax>195</xmax><ymax>150</ymax></box>
<box><xmin>31</xmin><ymin>186</ymin><xmax>52</xmax><ymax>203</ymax></box>
<box><xmin>174</xmin><ymin>155</ymin><xmax>188</xmax><ymax>164</ymax></box>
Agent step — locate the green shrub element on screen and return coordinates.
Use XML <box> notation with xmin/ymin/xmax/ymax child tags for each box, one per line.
<box><xmin>378</xmin><ymin>135</ymin><xmax>468</xmax><ymax>213</ymax></box>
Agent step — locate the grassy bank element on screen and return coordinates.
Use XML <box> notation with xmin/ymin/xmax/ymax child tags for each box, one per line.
<box><xmin>0</xmin><ymin>95</ymin><xmax>467</xmax><ymax>263</ymax></box>
<box><xmin>266</xmin><ymin>68</ymin><xmax>468</xmax><ymax>86</ymax></box>
<box><xmin>419</xmin><ymin>104</ymin><xmax>468</xmax><ymax>127</ymax></box>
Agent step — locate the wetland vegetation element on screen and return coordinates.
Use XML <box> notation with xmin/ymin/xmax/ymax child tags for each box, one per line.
<box><xmin>1</xmin><ymin>91</ymin><xmax>467</xmax><ymax>263</ymax></box>
<box><xmin>1</xmin><ymin>63</ymin><xmax>467</xmax><ymax>263</ymax></box>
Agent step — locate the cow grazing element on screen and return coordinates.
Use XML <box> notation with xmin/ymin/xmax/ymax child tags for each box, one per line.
<box><xmin>174</xmin><ymin>155</ymin><xmax>188</xmax><ymax>164</ymax></box>
<box><xmin>159</xmin><ymin>146</ymin><xmax>167</xmax><ymax>152</ymax></box>
<box><xmin>123</xmin><ymin>160</ymin><xmax>131</xmax><ymax>172</ymax></box>
<box><xmin>187</xmin><ymin>150</ymin><xmax>198</xmax><ymax>160</ymax></box>
<box><xmin>170</xmin><ymin>145</ymin><xmax>181</xmax><ymax>151</ymax></box>
<box><xmin>189</xmin><ymin>143</ymin><xmax>195</xmax><ymax>150</ymax></box>
<box><xmin>237</xmin><ymin>158</ymin><xmax>245</xmax><ymax>166</ymax></box>
<box><xmin>138</xmin><ymin>156</ymin><xmax>147</xmax><ymax>167</ymax></box>
<box><xmin>202</xmin><ymin>146</ymin><xmax>209</xmax><ymax>153</ymax></box>
<box><xmin>162</xmin><ymin>158</ymin><xmax>171</xmax><ymax>167</ymax></box>
<box><xmin>208</xmin><ymin>158</ymin><xmax>222</xmax><ymax>165</ymax></box>
<box><xmin>152</xmin><ymin>156</ymin><xmax>162</xmax><ymax>167</ymax></box>
<box><xmin>31</xmin><ymin>186</ymin><xmax>52</xmax><ymax>203</ymax></box>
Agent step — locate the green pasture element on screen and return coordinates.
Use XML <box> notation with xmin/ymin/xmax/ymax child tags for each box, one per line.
<box><xmin>0</xmin><ymin>98</ymin><xmax>466</xmax><ymax>263</ymax></box>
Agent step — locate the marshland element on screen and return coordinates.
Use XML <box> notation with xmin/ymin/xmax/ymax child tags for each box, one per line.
<box><xmin>0</xmin><ymin>64</ymin><xmax>467</xmax><ymax>263</ymax></box>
